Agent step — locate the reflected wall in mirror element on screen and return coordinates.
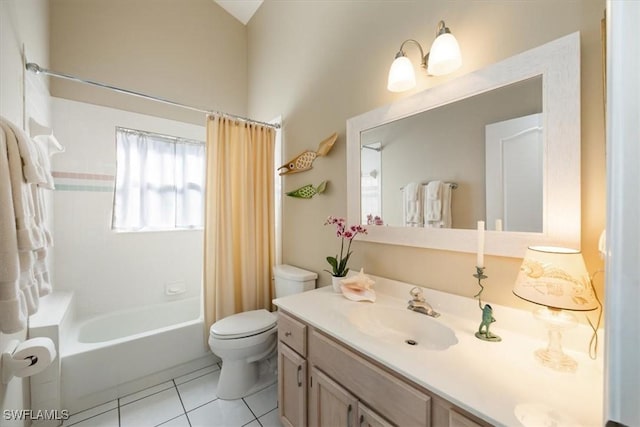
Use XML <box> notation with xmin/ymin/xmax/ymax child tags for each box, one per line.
<box><xmin>360</xmin><ymin>77</ymin><xmax>542</xmax><ymax>231</ymax></box>
<box><xmin>347</xmin><ymin>32</ymin><xmax>581</xmax><ymax>258</ymax></box>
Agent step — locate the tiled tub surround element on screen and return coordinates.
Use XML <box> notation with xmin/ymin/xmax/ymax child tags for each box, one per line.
<box><xmin>274</xmin><ymin>274</ymin><xmax>603</xmax><ymax>426</ymax></box>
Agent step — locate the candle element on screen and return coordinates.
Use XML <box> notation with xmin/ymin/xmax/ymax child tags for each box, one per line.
<box><xmin>495</xmin><ymin>219</ymin><xmax>503</xmax><ymax>232</ymax></box>
<box><xmin>477</xmin><ymin>220</ymin><xmax>485</xmax><ymax>268</ymax></box>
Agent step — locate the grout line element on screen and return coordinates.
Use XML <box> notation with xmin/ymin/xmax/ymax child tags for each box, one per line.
<box><xmin>67</xmin><ymin>401</ymin><xmax>117</xmax><ymax>420</ymax></box>
<box><xmin>173</xmin><ymin>379</ymin><xmax>192</xmax><ymax>427</ymax></box>
<box><xmin>260</xmin><ymin>408</ymin><xmax>280</xmax><ymax>426</ymax></box>
<box><xmin>174</xmin><ymin>367</ymin><xmax>219</xmax><ymax>387</ymax></box>
<box><xmin>117</xmin><ymin>398</ymin><xmax>121</xmax><ymax>427</ymax></box>
<box><xmin>64</xmin><ymin>405</ymin><xmax>118</xmax><ymax>426</ymax></box>
<box><xmin>242</xmin><ymin>396</ymin><xmax>259</xmax><ymax>421</ymax></box>
<box><xmin>119</xmin><ymin>379</ymin><xmax>175</xmax><ymax>401</ymax></box>
<box><xmin>155</xmin><ymin>414</ymin><xmax>189</xmax><ymax>427</ymax></box>
<box><xmin>119</xmin><ymin>386</ymin><xmax>177</xmax><ymax>408</ymax></box>
<box><xmin>181</xmin><ymin>397</ymin><xmax>220</xmax><ymax>414</ymax></box>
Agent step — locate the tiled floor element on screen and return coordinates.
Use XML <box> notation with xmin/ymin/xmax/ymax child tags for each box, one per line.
<box><xmin>62</xmin><ymin>363</ymin><xmax>283</xmax><ymax>427</ymax></box>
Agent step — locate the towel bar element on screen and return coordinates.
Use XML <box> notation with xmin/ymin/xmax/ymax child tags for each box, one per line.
<box><xmin>400</xmin><ymin>181</ymin><xmax>458</xmax><ymax>190</ymax></box>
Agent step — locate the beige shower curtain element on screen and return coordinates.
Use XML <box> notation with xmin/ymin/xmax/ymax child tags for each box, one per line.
<box><xmin>203</xmin><ymin>115</ymin><xmax>276</xmax><ymax>330</ymax></box>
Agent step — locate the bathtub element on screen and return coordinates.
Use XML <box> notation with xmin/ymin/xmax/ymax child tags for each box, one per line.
<box><xmin>60</xmin><ymin>296</ymin><xmax>214</xmax><ymax>414</ymax></box>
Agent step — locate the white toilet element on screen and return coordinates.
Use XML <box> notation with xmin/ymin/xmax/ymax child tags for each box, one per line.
<box><xmin>208</xmin><ymin>264</ymin><xmax>317</xmax><ymax>400</ymax></box>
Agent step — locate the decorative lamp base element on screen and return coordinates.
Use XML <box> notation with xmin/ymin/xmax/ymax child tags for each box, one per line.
<box><xmin>533</xmin><ymin>307</ymin><xmax>578</xmax><ymax>373</ymax></box>
<box><xmin>534</xmin><ymin>348</ymin><xmax>577</xmax><ymax>372</ymax></box>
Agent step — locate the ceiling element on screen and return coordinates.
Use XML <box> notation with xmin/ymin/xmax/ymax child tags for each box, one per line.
<box><xmin>214</xmin><ymin>0</ymin><xmax>264</xmax><ymax>25</ymax></box>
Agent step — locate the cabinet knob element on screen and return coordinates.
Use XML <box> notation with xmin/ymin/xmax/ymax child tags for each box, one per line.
<box><xmin>284</xmin><ymin>331</ymin><xmax>292</xmax><ymax>337</ymax></box>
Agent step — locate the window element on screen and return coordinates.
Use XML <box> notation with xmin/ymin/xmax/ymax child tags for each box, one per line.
<box><xmin>112</xmin><ymin>127</ymin><xmax>205</xmax><ymax>231</ymax></box>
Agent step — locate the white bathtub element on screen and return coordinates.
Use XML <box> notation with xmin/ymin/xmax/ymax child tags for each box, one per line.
<box><xmin>60</xmin><ymin>296</ymin><xmax>214</xmax><ymax>414</ymax></box>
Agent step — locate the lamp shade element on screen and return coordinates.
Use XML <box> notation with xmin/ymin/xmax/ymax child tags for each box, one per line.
<box><xmin>387</xmin><ymin>55</ymin><xmax>416</xmax><ymax>92</ymax></box>
<box><xmin>426</xmin><ymin>32</ymin><xmax>462</xmax><ymax>76</ymax></box>
<box><xmin>513</xmin><ymin>246</ymin><xmax>597</xmax><ymax>311</ymax></box>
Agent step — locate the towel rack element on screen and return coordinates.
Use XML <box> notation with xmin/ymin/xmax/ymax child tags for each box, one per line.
<box><xmin>400</xmin><ymin>181</ymin><xmax>458</xmax><ymax>190</ymax></box>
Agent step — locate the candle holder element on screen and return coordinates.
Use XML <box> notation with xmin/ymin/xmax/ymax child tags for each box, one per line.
<box><xmin>473</xmin><ymin>266</ymin><xmax>501</xmax><ymax>342</ymax></box>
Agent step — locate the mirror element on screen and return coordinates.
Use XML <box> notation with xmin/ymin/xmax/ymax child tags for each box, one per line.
<box><xmin>347</xmin><ymin>32</ymin><xmax>581</xmax><ymax>258</ymax></box>
<box><xmin>360</xmin><ymin>76</ymin><xmax>543</xmax><ymax>231</ymax></box>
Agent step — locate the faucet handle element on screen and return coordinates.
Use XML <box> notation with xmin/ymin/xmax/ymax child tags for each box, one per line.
<box><xmin>409</xmin><ymin>287</ymin><xmax>425</xmax><ymax>302</ymax></box>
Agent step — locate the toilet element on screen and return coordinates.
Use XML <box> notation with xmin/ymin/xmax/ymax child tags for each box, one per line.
<box><xmin>208</xmin><ymin>264</ymin><xmax>317</xmax><ymax>400</ymax></box>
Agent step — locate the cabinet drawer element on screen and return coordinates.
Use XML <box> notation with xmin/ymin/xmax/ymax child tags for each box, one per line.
<box><xmin>278</xmin><ymin>311</ymin><xmax>307</xmax><ymax>356</ymax></box>
<box><xmin>309</xmin><ymin>330</ymin><xmax>431</xmax><ymax>426</ymax></box>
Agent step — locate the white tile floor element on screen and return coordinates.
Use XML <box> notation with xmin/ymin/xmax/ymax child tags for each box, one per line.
<box><xmin>62</xmin><ymin>363</ymin><xmax>283</xmax><ymax>427</ymax></box>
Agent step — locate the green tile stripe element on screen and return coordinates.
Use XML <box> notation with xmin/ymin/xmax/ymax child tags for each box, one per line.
<box><xmin>55</xmin><ymin>184</ymin><xmax>113</xmax><ymax>192</ymax></box>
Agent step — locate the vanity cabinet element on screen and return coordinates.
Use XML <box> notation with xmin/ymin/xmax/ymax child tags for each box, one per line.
<box><xmin>309</xmin><ymin>366</ymin><xmax>393</xmax><ymax>427</ymax></box>
<box><xmin>309</xmin><ymin>366</ymin><xmax>358</xmax><ymax>427</ymax></box>
<box><xmin>277</xmin><ymin>310</ymin><xmax>490</xmax><ymax>427</ymax></box>
<box><xmin>278</xmin><ymin>343</ymin><xmax>307</xmax><ymax>427</ymax></box>
<box><xmin>278</xmin><ymin>312</ymin><xmax>308</xmax><ymax>427</ymax></box>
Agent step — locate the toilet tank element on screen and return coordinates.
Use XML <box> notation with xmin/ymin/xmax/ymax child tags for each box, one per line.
<box><xmin>274</xmin><ymin>264</ymin><xmax>317</xmax><ymax>298</ymax></box>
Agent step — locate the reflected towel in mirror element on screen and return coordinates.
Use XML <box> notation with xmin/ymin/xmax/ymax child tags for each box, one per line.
<box><xmin>402</xmin><ymin>182</ymin><xmax>423</xmax><ymax>227</ymax></box>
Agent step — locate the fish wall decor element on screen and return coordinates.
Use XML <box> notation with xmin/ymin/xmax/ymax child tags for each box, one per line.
<box><xmin>277</xmin><ymin>132</ymin><xmax>337</xmax><ymax>175</ymax></box>
<box><xmin>286</xmin><ymin>181</ymin><xmax>328</xmax><ymax>199</ymax></box>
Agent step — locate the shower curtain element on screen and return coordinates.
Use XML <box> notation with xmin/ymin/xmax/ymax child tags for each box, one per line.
<box><xmin>203</xmin><ymin>115</ymin><xmax>276</xmax><ymax>330</ymax></box>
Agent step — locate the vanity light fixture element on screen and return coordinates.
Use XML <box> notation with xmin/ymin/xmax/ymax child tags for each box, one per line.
<box><xmin>387</xmin><ymin>20</ymin><xmax>462</xmax><ymax>92</ymax></box>
<box><xmin>513</xmin><ymin>246</ymin><xmax>598</xmax><ymax>372</ymax></box>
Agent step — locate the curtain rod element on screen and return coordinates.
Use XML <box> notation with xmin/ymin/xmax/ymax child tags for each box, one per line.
<box><xmin>25</xmin><ymin>62</ymin><xmax>280</xmax><ymax>130</ymax></box>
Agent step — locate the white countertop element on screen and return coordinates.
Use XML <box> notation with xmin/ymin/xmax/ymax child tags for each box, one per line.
<box><xmin>273</xmin><ymin>274</ymin><xmax>603</xmax><ymax>427</ymax></box>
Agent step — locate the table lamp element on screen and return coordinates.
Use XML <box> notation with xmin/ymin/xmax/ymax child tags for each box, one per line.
<box><xmin>513</xmin><ymin>246</ymin><xmax>597</xmax><ymax>372</ymax></box>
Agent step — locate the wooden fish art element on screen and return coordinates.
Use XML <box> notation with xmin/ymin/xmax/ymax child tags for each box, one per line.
<box><xmin>277</xmin><ymin>132</ymin><xmax>337</xmax><ymax>175</ymax></box>
<box><xmin>286</xmin><ymin>181</ymin><xmax>328</xmax><ymax>199</ymax></box>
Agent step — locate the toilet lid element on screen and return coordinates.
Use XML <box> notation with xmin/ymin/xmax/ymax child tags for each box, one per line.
<box><xmin>210</xmin><ymin>309</ymin><xmax>277</xmax><ymax>339</ymax></box>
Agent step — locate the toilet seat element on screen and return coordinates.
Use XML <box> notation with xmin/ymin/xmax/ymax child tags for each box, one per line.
<box><xmin>210</xmin><ymin>309</ymin><xmax>277</xmax><ymax>340</ymax></box>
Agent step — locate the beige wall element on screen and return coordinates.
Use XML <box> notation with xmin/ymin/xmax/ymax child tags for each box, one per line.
<box><xmin>0</xmin><ymin>0</ymin><xmax>50</xmax><ymax>423</ymax></box>
<box><xmin>50</xmin><ymin>0</ymin><xmax>248</xmax><ymax>124</ymax></box>
<box><xmin>247</xmin><ymin>0</ymin><xmax>606</xmax><ymax>310</ymax></box>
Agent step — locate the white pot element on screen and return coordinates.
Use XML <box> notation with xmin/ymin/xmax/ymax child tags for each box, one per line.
<box><xmin>331</xmin><ymin>276</ymin><xmax>344</xmax><ymax>293</ymax></box>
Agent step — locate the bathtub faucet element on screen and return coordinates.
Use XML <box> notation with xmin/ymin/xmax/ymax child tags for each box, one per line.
<box><xmin>407</xmin><ymin>287</ymin><xmax>440</xmax><ymax>318</ymax></box>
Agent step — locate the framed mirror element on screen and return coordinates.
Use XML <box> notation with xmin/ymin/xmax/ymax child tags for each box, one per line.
<box><xmin>347</xmin><ymin>32</ymin><xmax>580</xmax><ymax>258</ymax></box>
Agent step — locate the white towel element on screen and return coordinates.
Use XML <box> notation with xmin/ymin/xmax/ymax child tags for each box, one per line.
<box><xmin>0</xmin><ymin>116</ymin><xmax>52</xmax><ymax>186</ymax></box>
<box><xmin>32</xmin><ymin>136</ymin><xmax>56</xmax><ymax>190</ymax></box>
<box><xmin>403</xmin><ymin>182</ymin><xmax>423</xmax><ymax>227</ymax></box>
<box><xmin>425</xmin><ymin>182</ymin><xmax>453</xmax><ymax>228</ymax></box>
<box><xmin>425</xmin><ymin>181</ymin><xmax>442</xmax><ymax>221</ymax></box>
<box><xmin>0</xmin><ymin>118</ymin><xmax>53</xmax><ymax>333</ymax></box>
<box><xmin>0</xmin><ymin>127</ymin><xmax>29</xmax><ymax>333</ymax></box>
<box><xmin>0</xmin><ymin>121</ymin><xmax>44</xmax><ymax>251</ymax></box>
<box><xmin>440</xmin><ymin>184</ymin><xmax>453</xmax><ymax>228</ymax></box>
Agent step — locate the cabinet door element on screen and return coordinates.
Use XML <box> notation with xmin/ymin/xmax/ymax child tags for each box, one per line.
<box><xmin>309</xmin><ymin>367</ymin><xmax>358</xmax><ymax>427</ymax></box>
<box><xmin>449</xmin><ymin>410</ymin><xmax>483</xmax><ymax>427</ymax></box>
<box><xmin>278</xmin><ymin>343</ymin><xmax>307</xmax><ymax>427</ymax></box>
<box><xmin>358</xmin><ymin>403</ymin><xmax>395</xmax><ymax>427</ymax></box>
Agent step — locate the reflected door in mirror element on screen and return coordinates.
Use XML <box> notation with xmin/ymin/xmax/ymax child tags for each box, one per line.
<box><xmin>485</xmin><ymin>113</ymin><xmax>543</xmax><ymax>232</ymax></box>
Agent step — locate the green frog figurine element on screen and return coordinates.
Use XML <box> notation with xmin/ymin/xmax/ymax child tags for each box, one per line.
<box><xmin>473</xmin><ymin>267</ymin><xmax>502</xmax><ymax>342</ymax></box>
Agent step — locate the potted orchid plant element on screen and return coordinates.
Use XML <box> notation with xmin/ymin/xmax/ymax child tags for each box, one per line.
<box><xmin>324</xmin><ymin>216</ymin><xmax>367</xmax><ymax>291</ymax></box>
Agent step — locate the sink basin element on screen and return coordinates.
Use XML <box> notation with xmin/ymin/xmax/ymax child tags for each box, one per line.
<box><xmin>345</xmin><ymin>305</ymin><xmax>458</xmax><ymax>351</ymax></box>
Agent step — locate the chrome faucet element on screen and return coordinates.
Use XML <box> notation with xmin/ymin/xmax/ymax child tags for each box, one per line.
<box><xmin>407</xmin><ymin>287</ymin><xmax>440</xmax><ymax>318</ymax></box>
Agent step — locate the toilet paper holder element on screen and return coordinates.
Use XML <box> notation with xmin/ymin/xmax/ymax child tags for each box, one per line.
<box><xmin>1</xmin><ymin>338</ymin><xmax>56</xmax><ymax>384</ymax></box>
